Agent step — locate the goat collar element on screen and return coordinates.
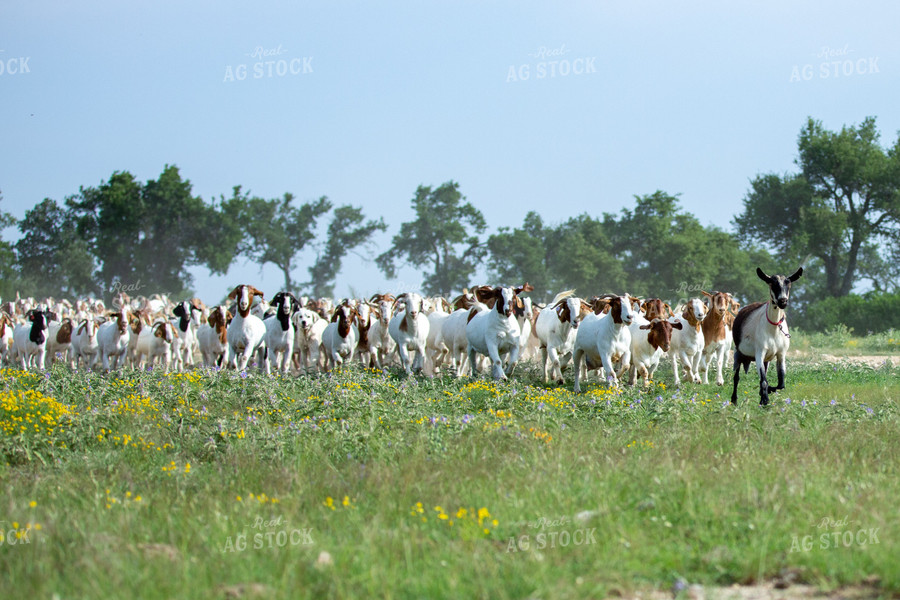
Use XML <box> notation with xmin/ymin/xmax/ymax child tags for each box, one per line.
<box><xmin>765</xmin><ymin>303</ymin><xmax>790</xmax><ymax>338</ymax></box>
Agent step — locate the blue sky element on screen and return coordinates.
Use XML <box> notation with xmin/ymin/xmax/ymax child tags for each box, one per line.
<box><xmin>2</xmin><ymin>0</ymin><xmax>898</xmax><ymax>302</ymax></box>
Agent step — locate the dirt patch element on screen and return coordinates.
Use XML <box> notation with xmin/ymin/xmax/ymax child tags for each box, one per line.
<box><xmin>790</xmin><ymin>350</ymin><xmax>899</xmax><ymax>369</ymax></box>
<box><xmin>624</xmin><ymin>581</ymin><xmax>884</xmax><ymax>600</ymax></box>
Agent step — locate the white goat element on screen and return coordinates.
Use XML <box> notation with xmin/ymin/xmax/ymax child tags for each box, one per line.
<box><xmin>669</xmin><ymin>298</ymin><xmax>708</xmax><ymax>386</ymax></box>
<box><xmin>572</xmin><ymin>295</ymin><xmax>636</xmax><ymax>392</ymax></box>
<box><xmin>263</xmin><ymin>292</ymin><xmax>298</xmax><ymax>374</ymax></box>
<box><xmin>322</xmin><ymin>301</ymin><xmax>358</xmax><ymax>370</ymax></box>
<box><xmin>198</xmin><ymin>306</ymin><xmax>231</xmax><ymax>368</ymax></box>
<box><xmin>226</xmin><ymin>285</ymin><xmax>268</xmax><ymax>371</ymax></box>
<box><xmin>534</xmin><ymin>290</ymin><xmax>591</xmax><ymax>383</ymax></box>
<box><xmin>365</xmin><ymin>294</ymin><xmax>396</xmax><ymax>369</ymax></box>
<box><xmin>70</xmin><ymin>316</ymin><xmax>101</xmax><ymax>369</ymax></box>
<box><xmin>388</xmin><ymin>292</ymin><xmax>431</xmax><ymax>375</ymax></box>
<box><xmin>465</xmin><ymin>284</ymin><xmax>533</xmax><ymax>380</ymax></box>
<box><xmin>98</xmin><ymin>307</ymin><xmax>132</xmax><ymax>371</ymax></box>
<box><xmin>134</xmin><ymin>320</ymin><xmax>178</xmax><ymax>371</ymax></box>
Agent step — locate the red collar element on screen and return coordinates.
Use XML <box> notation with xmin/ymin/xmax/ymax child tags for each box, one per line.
<box><xmin>765</xmin><ymin>304</ymin><xmax>784</xmax><ymax>327</ymax></box>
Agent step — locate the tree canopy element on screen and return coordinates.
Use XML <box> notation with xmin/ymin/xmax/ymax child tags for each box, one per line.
<box><xmin>376</xmin><ymin>181</ymin><xmax>487</xmax><ymax>296</ymax></box>
<box><xmin>734</xmin><ymin>116</ymin><xmax>900</xmax><ymax>297</ymax></box>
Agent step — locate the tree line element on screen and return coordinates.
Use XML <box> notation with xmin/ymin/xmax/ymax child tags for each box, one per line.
<box><xmin>1</xmin><ymin>117</ymin><xmax>898</xmax><ymax>330</ymax></box>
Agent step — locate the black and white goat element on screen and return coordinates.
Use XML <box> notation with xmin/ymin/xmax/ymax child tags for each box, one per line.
<box><xmin>731</xmin><ymin>267</ymin><xmax>803</xmax><ymax>405</ymax></box>
<box><xmin>263</xmin><ymin>292</ymin><xmax>299</xmax><ymax>373</ymax></box>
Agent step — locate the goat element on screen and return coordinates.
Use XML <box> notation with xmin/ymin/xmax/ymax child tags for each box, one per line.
<box><xmin>292</xmin><ymin>307</ymin><xmax>328</xmax><ymax>373</ymax></box>
<box><xmin>171</xmin><ymin>300</ymin><xmax>202</xmax><ymax>371</ymax></box>
<box><xmin>45</xmin><ymin>317</ymin><xmax>75</xmax><ymax>366</ymax></box>
<box><xmin>98</xmin><ymin>307</ymin><xmax>132</xmax><ymax>371</ymax></box>
<box><xmin>424</xmin><ymin>297</ymin><xmax>453</xmax><ymax>374</ymax></box>
<box><xmin>198</xmin><ymin>306</ymin><xmax>232</xmax><ymax>367</ymax></box>
<box><xmin>12</xmin><ymin>308</ymin><xmax>53</xmax><ymax>370</ymax></box>
<box><xmin>640</xmin><ymin>298</ymin><xmax>675</xmax><ymax>322</ymax></box>
<box><xmin>322</xmin><ymin>301</ymin><xmax>358</xmax><ymax>370</ymax></box>
<box><xmin>0</xmin><ymin>312</ymin><xmax>15</xmax><ymax>366</ymax></box>
<box><xmin>226</xmin><ymin>285</ymin><xmax>268</xmax><ymax>371</ymax></box>
<box><xmin>388</xmin><ymin>292</ymin><xmax>430</xmax><ymax>375</ymax></box>
<box><xmin>628</xmin><ymin>317</ymin><xmax>682</xmax><ymax>386</ymax></box>
<box><xmin>698</xmin><ymin>290</ymin><xmax>740</xmax><ymax>385</ymax></box>
<box><xmin>354</xmin><ymin>301</ymin><xmax>377</xmax><ymax>369</ymax></box>
<box><xmin>669</xmin><ymin>298</ymin><xmax>708</xmax><ymax>386</ymax></box>
<box><xmin>534</xmin><ymin>290</ymin><xmax>592</xmax><ymax>384</ymax></box>
<box><xmin>465</xmin><ymin>283</ymin><xmax>533</xmax><ymax>380</ymax></box>
<box><xmin>573</xmin><ymin>294</ymin><xmax>636</xmax><ymax>392</ymax></box>
<box><xmin>366</xmin><ymin>293</ymin><xmax>396</xmax><ymax>370</ymax></box>
<box><xmin>437</xmin><ymin>291</ymin><xmax>478</xmax><ymax>376</ymax></box>
<box><xmin>134</xmin><ymin>320</ymin><xmax>178</xmax><ymax>371</ymax></box>
<box><xmin>732</xmin><ymin>267</ymin><xmax>803</xmax><ymax>405</ymax></box>
<box><xmin>70</xmin><ymin>317</ymin><xmax>101</xmax><ymax>369</ymax></box>
<box><xmin>263</xmin><ymin>292</ymin><xmax>299</xmax><ymax>374</ymax></box>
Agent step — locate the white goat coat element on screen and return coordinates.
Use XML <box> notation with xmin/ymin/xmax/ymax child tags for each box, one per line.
<box><xmin>466</xmin><ymin>305</ymin><xmax>521</xmax><ymax>380</ymax></box>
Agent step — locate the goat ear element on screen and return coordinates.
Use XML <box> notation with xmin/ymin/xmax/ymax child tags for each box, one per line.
<box><xmin>700</xmin><ymin>290</ymin><xmax>713</xmax><ymax>298</ymax></box>
<box><xmin>639</xmin><ymin>324</ymin><xmax>651</xmax><ymax>330</ymax></box>
<box><xmin>756</xmin><ymin>267</ymin><xmax>771</xmax><ymax>283</ymax></box>
<box><xmin>227</xmin><ymin>286</ymin><xmax>241</xmax><ymax>300</ymax></box>
<box><xmin>249</xmin><ymin>286</ymin><xmax>264</xmax><ymax>298</ymax></box>
<box><xmin>330</xmin><ymin>309</ymin><xmax>341</xmax><ymax>323</ymax></box>
<box><xmin>672</xmin><ymin>321</ymin><xmax>683</xmax><ymax>330</ymax></box>
<box><xmin>788</xmin><ymin>267</ymin><xmax>803</xmax><ymax>282</ymax></box>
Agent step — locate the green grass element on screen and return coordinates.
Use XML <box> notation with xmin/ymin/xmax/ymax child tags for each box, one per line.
<box><xmin>792</xmin><ymin>326</ymin><xmax>900</xmax><ymax>355</ymax></box>
<box><xmin>0</xmin><ymin>353</ymin><xmax>898</xmax><ymax>599</ymax></box>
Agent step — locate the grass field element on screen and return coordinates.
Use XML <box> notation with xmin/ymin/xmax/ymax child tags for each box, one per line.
<box><xmin>1</xmin><ymin>336</ymin><xmax>897</xmax><ymax>599</ymax></box>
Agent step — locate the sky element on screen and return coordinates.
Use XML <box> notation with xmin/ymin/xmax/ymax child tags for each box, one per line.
<box><xmin>2</xmin><ymin>0</ymin><xmax>898</xmax><ymax>303</ymax></box>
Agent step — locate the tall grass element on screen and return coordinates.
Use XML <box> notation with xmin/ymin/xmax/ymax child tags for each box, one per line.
<box><xmin>1</xmin><ymin>357</ymin><xmax>897</xmax><ymax>599</ymax></box>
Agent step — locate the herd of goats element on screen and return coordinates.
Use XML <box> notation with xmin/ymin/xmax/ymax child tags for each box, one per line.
<box><xmin>4</xmin><ymin>267</ymin><xmax>803</xmax><ymax>405</ymax></box>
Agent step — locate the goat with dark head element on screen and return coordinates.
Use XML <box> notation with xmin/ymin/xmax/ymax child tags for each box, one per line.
<box><xmin>731</xmin><ymin>267</ymin><xmax>803</xmax><ymax>405</ymax></box>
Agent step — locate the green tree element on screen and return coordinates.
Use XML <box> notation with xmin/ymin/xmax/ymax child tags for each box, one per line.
<box><xmin>306</xmin><ymin>205</ymin><xmax>386</xmax><ymax>298</ymax></box>
<box><xmin>231</xmin><ymin>193</ymin><xmax>332</xmax><ymax>293</ymax></box>
<box><xmin>70</xmin><ymin>165</ymin><xmax>239</xmax><ymax>299</ymax></box>
<box><xmin>734</xmin><ymin>117</ymin><xmax>900</xmax><ymax>297</ymax></box>
<box><xmin>376</xmin><ymin>181</ymin><xmax>486</xmax><ymax>296</ymax></box>
<box><xmin>488</xmin><ymin>192</ymin><xmax>773</xmax><ymax>305</ymax></box>
<box><xmin>0</xmin><ymin>190</ymin><xmax>22</xmax><ymax>299</ymax></box>
<box><xmin>16</xmin><ymin>198</ymin><xmax>97</xmax><ymax>298</ymax></box>
<box><xmin>487</xmin><ymin>212</ymin><xmax>551</xmax><ymax>298</ymax></box>
<box><xmin>488</xmin><ymin>211</ymin><xmax>627</xmax><ymax>301</ymax></box>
